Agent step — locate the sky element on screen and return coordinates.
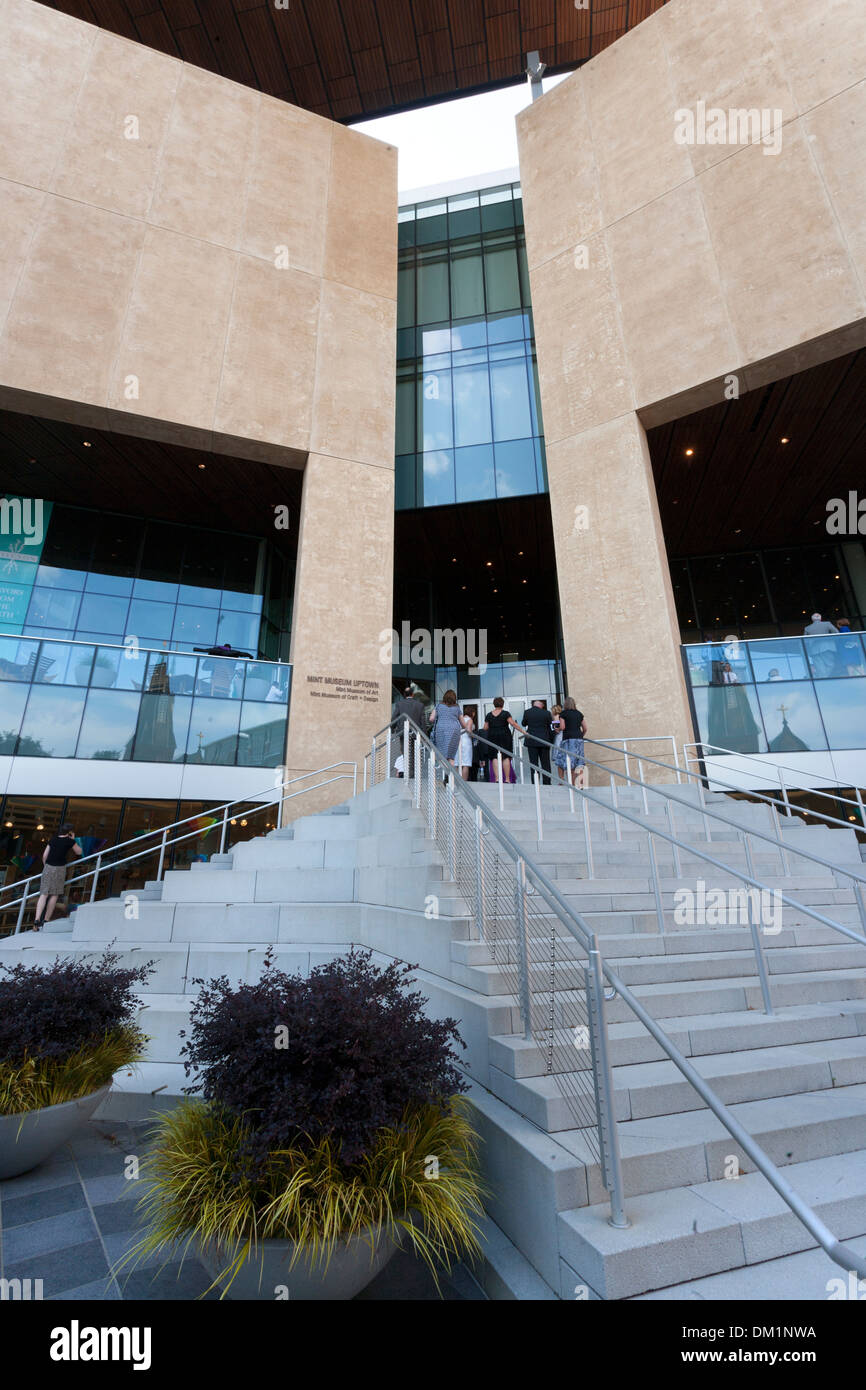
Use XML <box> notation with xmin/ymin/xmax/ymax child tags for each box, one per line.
<box><xmin>351</xmin><ymin>72</ymin><xmax>570</xmax><ymax>197</ymax></box>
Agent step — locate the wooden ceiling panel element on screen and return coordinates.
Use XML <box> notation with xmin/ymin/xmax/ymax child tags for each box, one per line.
<box><xmin>37</xmin><ymin>0</ymin><xmax>670</xmax><ymax>122</ymax></box>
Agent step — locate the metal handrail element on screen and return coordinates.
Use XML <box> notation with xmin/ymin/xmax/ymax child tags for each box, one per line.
<box><xmin>684</xmin><ymin>740</ymin><xmax>866</xmax><ymax>823</ymax></box>
<box><xmin>3</xmin><ymin>761</ymin><xmax>357</xmax><ymax>934</ymax></box>
<box><xmin>366</xmin><ymin>716</ymin><xmax>866</xmax><ymax>1280</ymax></box>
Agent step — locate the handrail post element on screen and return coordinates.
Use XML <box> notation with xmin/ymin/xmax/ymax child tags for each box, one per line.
<box><xmin>15</xmin><ymin>884</ymin><xmax>29</xmax><ymax>935</ymax></box>
<box><xmin>581</xmin><ymin>792</ymin><xmax>594</xmax><ymax>877</ymax></box>
<box><xmin>414</xmin><ymin>733</ymin><xmax>422</xmax><ymax>808</ymax></box>
<box><xmin>514</xmin><ymin>858</ymin><xmax>533</xmax><ymax>1040</ymax></box>
<box><xmin>566</xmin><ymin>755</ymin><xmax>574</xmax><ymax>815</ymax></box>
<box><xmin>448</xmin><ymin>772</ymin><xmax>457</xmax><ymax>880</ymax></box>
<box><xmin>665</xmin><ymin>801</ymin><xmax>681</xmax><ymax>878</ymax></box>
<box><xmin>742</xmin><ymin>835</ymin><xmax>775</xmax><ymax>1013</ymax></box>
<box><xmin>671</xmin><ymin>737</ymin><xmax>683</xmax><ymax>785</ymax></box>
<box><xmin>647</xmin><ymin>833</ymin><xmax>665</xmax><ymax>935</ymax></box>
<box><xmin>219</xmin><ymin>805</ymin><xmax>229</xmax><ymax>854</ymax></box>
<box><xmin>430</xmin><ymin>745</ymin><xmax>437</xmax><ymax>840</ymax></box>
<box><xmin>403</xmin><ymin>718</ymin><xmax>410</xmax><ymax>780</ymax></box>
<box><xmin>586</xmin><ymin>939</ymin><xmax>629</xmax><ymax>1229</ymax></box>
<box><xmin>474</xmin><ymin>805</ymin><xmax>486</xmax><ymax>940</ymax></box>
<box><xmin>853</xmin><ymin>880</ymin><xmax>866</xmax><ymax>943</ymax></box>
<box><xmin>370</xmin><ymin>737</ymin><xmax>377</xmax><ymax>787</ymax></box>
<box><xmin>386</xmin><ymin>723</ymin><xmax>392</xmax><ymax>780</ymax></box>
<box><xmin>89</xmin><ymin>853</ymin><xmax>102</xmax><ymax>903</ymax></box>
<box><xmin>610</xmin><ymin>773</ymin><xmax>622</xmax><ymax>841</ymax></box>
<box><xmin>779</xmin><ymin>768</ymin><xmax>792</xmax><ymax>817</ymax></box>
<box><xmin>535</xmin><ymin>769</ymin><xmax>543</xmax><ymax>843</ymax></box>
<box><xmin>497</xmin><ymin>752</ymin><xmax>504</xmax><ymax>812</ymax></box>
<box><xmin>772</xmin><ymin>804</ymin><xmax>790</xmax><ymax>875</ymax></box>
<box><xmin>855</xmin><ymin>784</ymin><xmax>865</xmax><ymax>829</ymax></box>
<box><xmin>157</xmin><ymin>828</ymin><xmax>168</xmax><ymax>882</ymax></box>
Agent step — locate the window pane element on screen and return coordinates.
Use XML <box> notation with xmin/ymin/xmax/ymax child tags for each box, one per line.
<box><xmin>84</xmin><ymin>572</ymin><xmax>133</xmax><ymax>597</ymax></box>
<box><xmin>814</xmin><ymin>678</ymin><xmax>866</xmax><ymax>748</ymax></box>
<box><xmin>692</xmin><ymin>683</ymin><xmax>766</xmax><ymax>754</ymax></box>
<box><xmin>417</xmin><ymin>259</ymin><xmax>449</xmax><ymax>322</ymax></box>
<box><xmin>494</xmin><ymin>439</ymin><xmax>537</xmax><ymax>498</ymax></box>
<box><xmin>450</xmin><ymin>251</ymin><xmax>484</xmax><ymax>319</ymax></box>
<box><xmin>18</xmin><ymin>686</ymin><xmax>86</xmax><ymax>757</ymax></box>
<box><xmin>76</xmin><ymin>690</ymin><xmax>140</xmax><ymax>760</ymax></box>
<box><xmin>491</xmin><ymin>359</ymin><xmax>533</xmax><ymax>441</ymax></box>
<box><xmin>78</xmin><ymin>591</ymin><xmax>130</xmax><ymax>634</ymax></box>
<box><xmin>395</xmin><ymin>454</ymin><xmax>418</xmax><ymax>510</ymax></box>
<box><xmin>453</xmin><ymin>364</ymin><xmax>492</xmax><ymax>447</ymax></box>
<box><xmin>178</xmin><ymin>584</ymin><xmax>220</xmax><ymax>608</ymax></box>
<box><xmin>196</xmin><ymin>654</ymin><xmax>244</xmax><ymax>698</ymax></box>
<box><xmin>242</xmin><ymin>662</ymin><xmax>290</xmax><ymax>703</ymax></box>
<box><xmin>36</xmin><ymin>643</ymin><xmax>95</xmax><ymax>686</ymax></box>
<box><xmin>421</xmin><ymin>451</ymin><xmax>455</xmax><ymax>508</ymax></box>
<box><xmin>216</xmin><ymin>612</ymin><xmax>259</xmax><ymax>653</ymax></box>
<box><xmin>451</xmin><ymin>318</ymin><xmax>486</xmax><ymax>349</ymax></box>
<box><xmin>186</xmin><ymin>697</ymin><xmax>240</xmax><ymax>765</ymax></box>
<box><xmin>173</xmin><ymin>605</ymin><xmax>218</xmax><ymax>647</ymax></box>
<box><xmin>419</xmin><ymin>366</ymin><xmax>453</xmax><ymax>450</ymax></box>
<box><xmin>133</xmin><ymin>578</ymin><xmax>179</xmax><ymax>603</ymax></box>
<box><xmin>133</xmin><ymin>694</ymin><xmax>192</xmax><ymax>763</ymax></box>
<box><xmin>145</xmin><ymin>652</ymin><xmax>198</xmax><ymax>696</ymax></box>
<box><xmin>455</xmin><ymin>445</ymin><xmax>495</xmax><ymax>503</ymax></box>
<box><xmin>397</xmin><ymin>266</ymin><xmax>415</xmax><ymax>329</ymax></box>
<box><xmin>238</xmin><ymin>701</ymin><xmax>287</xmax><ymax>767</ymax></box>
<box><xmin>396</xmin><ymin>377</ymin><xmax>416</xmax><ymax>455</ymax></box>
<box><xmin>0</xmin><ymin>685</ymin><xmax>29</xmax><ymax>753</ymax></box>
<box><xmin>484</xmin><ymin>248</ymin><xmax>521</xmax><ymax>313</ymax></box>
<box><xmin>90</xmin><ymin>644</ymin><xmax>148</xmax><ymax>692</ymax></box>
<box><xmin>128</xmin><ymin>599</ymin><xmax>173</xmax><ymax>640</ymax></box>
<box><xmin>756</xmin><ymin>681</ymin><xmax>827</xmax><ymax>752</ymax></box>
<box><xmin>805</xmin><ymin>632</ymin><xmax>859</xmax><ymax>679</ymax></box>
<box><xmin>0</xmin><ymin>636</ymin><xmax>40</xmax><ymax>681</ymax></box>
<box><xmin>748</xmin><ymin>638</ymin><xmax>808</xmax><ymax>683</ymax></box>
<box><xmin>26</xmin><ymin>586</ymin><xmax>81</xmax><ymax>630</ymax></box>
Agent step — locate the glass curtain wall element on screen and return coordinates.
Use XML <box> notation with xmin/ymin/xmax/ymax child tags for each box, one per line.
<box><xmin>396</xmin><ymin>184</ymin><xmax>547</xmax><ymax>509</ymax></box>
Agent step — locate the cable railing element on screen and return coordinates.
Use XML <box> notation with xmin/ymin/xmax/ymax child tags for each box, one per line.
<box><xmin>683</xmin><ymin>740</ymin><xmax>866</xmax><ymax>826</ymax></box>
<box><xmin>364</xmin><ymin>716</ymin><xmax>866</xmax><ymax>1278</ymax></box>
<box><xmin>1</xmin><ymin>762</ymin><xmax>357</xmax><ymax>936</ymax></box>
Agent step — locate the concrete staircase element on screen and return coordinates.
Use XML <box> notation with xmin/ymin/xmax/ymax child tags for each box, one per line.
<box><xmin>2</xmin><ymin>775</ymin><xmax>865</xmax><ymax>1300</ymax></box>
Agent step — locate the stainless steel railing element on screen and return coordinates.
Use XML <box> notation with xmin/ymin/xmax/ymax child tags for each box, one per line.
<box><xmin>683</xmin><ymin>740</ymin><xmax>866</xmax><ymax>827</ymax></box>
<box><xmin>364</xmin><ymin>715</ymin><xmax>866</xmax><ymax>1279</ymax></box>
<box><xmin>1</xmin><ymin>761</ymin><xmax>357</xmax><ymax>935</ymax></box>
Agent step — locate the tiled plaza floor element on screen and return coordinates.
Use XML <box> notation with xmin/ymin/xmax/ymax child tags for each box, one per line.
<box><xmin>0</xmin><ymin>1116</ymin><xmax>485</xmax><ymax>1301</ymax></box>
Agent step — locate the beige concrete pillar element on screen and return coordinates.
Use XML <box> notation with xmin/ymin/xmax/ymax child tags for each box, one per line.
<box><xmin>282</xmin><ymin>453</ymin><xmax>394</xmax><ymax>810</ymax></box>
<box><xmin>548</xmin><ymin>414</ymin><xmax>693</xmax><ymax>778</ymax></box>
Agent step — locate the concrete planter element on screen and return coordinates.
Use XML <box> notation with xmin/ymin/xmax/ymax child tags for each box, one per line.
<box><xmin>198</xmin><ymin>1225</ymin><xmax>402</xmax><ymax>1300</ymax></box>
<box><xmin>0</xmin><ymin>1085</ymin><xmax>111</xmax><ymax>1179</ymax></box>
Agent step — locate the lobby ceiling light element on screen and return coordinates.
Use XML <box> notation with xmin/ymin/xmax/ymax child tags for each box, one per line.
<box><xmin>684</xmin><ymin>448</ymin><xmax>694</xmax><ymax>457</ymax></box>
<box><xmin>37</xmin><ymin>823</ymin><xmax>44</xmax><ymax>830</ymax></box>
<box><xmin>198</xmin><ymin>463</ymin><xmax>206</xmax><ymax>470</ymax></box>
<box><xmin>4</xmin><ymin>821</ymin><xmax>12</xmax><ymax>828</ymax></box>
<box><xmin>82</xmin><ymin>440</ymin><xmax>92</xmax><ymax>447</ymax></box>
<box><xmin>485</xmin><ymin>561</ymin><xmax>492</xmax><ymax>567</ymax></box>
<box><xmin>780</xmin><ymin>437</ymin><xmax>789</xmax><ymax>444</ymax></box>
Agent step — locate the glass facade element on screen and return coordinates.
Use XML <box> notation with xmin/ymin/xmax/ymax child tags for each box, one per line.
<box><xmin>392</xmin><ymin>656</ymin><xmax>564</xmax><ymax>715</ymax></box>
<box><xmin>683</xmin><ymin>633</ymin><xmax>866</xmax><ymax>753</ymax></box>
<box><xmin>670</xmin><ymin>541</ymin><xmax>866</xmax><ymax>641</ymax></box>
<box><xmin>0</xmin><ymin>794</ymin><xmax>281</xmax><ymax>934</ymax></box>
<box><xmin>0</xmin><ymin>635</ymin><xmax>290</xmax><ymax>767</ymax></box>
<box><xmin>1</xmin><ymin>502</ymin><xmax>295</xmax><ymax>660</ymax></box>
<box><xmin>395</xmin><ymin>183</ymin><xmax>547</xmax><ymax>509</ymax></box>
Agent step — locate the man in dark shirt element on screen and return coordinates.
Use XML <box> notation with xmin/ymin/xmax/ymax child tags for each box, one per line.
<box><xmin>521</xmin><ymin>699</ymin><xmax>553</xmax><ymax>784</ymax></box>
<box><xmin>391</xmin><ymin>686</ymin><xmax>426</xmax><ymax>775</ymax></box>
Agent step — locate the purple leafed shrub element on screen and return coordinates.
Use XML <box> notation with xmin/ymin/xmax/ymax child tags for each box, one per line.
<box><xmin>0</xmin><ymin>950</ymin><xmax>154</xmax><ymax>1063</ymax></box>
<box><xmin>180</xmin><ymin>947</ymin><xmax>468</xmax><ymax>1171</ymax></box>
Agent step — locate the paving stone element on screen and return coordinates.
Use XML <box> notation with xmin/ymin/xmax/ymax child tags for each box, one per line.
<box><xmin>3</xmin><ymin>1206</ymin><xmax>98</xmax><ymax>1262</ymax></box>
<box><xmin>4</xmin><ymin>1239</ymin><xmax>110</xmax><ymax>1298</ymax></box>
<box><xmin>1</xmin><ymin>1181</ymin><xmax>87</xmax><ymax>1230</ymax></box>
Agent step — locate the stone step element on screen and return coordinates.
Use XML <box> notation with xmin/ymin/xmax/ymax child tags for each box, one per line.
<box><xmin>488</xmin><ymin>1035</ymin><xmax>866</xmax><ymax>1133</ymax></box>
<box><xmin>558</xmin><ymin>1149</ymin><xmax>866</xmax><ymax>1299</ymax></box>
<box><xmin>632</xmin><ymin>1232</ymin><xmax>866</xmax><ymax>1300</ymax></box>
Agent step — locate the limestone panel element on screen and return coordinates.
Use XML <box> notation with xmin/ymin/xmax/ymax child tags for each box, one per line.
<box><xmin>528</xmin><ymin>236</ymin><xmax>632</xmax><ymax>445</ymax></box>
<box><xmin>516</xmin><ymin>74</ymin><xmax>603</xmax><ymax>271</ymax></box>
<box><xmin>241</xmin><ymin>98</ymin><xmax>333</xmax><ymax>277</ymax></box>
<box><xmin>583</xmin><ymin>13</ymin><xmax>693</xmax><ymax>225</ymax></box>
<box><xmin>215</xmin><ymin>257</ymin><xmax>320</xmax><ymax>452</ymax></box>
<box><xmin>805</xmin><ymin>80</ymin><xmax>866</xmax><ymax>298</ymax></box>
<box><xmin>0</xmin><ymin>0</ymin><xmax>95</xmax><ymax>188</ymax></box>
<box><xmin>546</xmin><ymin>416</ymin><xmax>693</xmax><ymax>749</ymax></box>
<box><xmin>284</xmin><ymin>452</ymin><xmax>394</xmax><ymax>777</ymax></box>
<box><xmin>109</xmin><ymin>225</ymin><xmax>236</xmax><ymax>432</ymax></box>
<box><xmin>0</xmin><ymin>181</ymin><xmax>45</xmax><ymax>333</ymax></box>
<box><xmin>148</xmin><ymin>63</ymin><xmax>258</xmax><ymax>250</ymax></box>
<box><xmin>661</xmin><ymin>0</ymin><xmax>797</xmax><ymax>175</ymax></box>
<box><xmin>50</xmin><ymin>31</ymin><xmax>180</xmax><ymax>219</ymax></box>
<box><xmin>760</xmin><ymin>0</ymin><xmax>866</xmax><ymax>113</ymax></box>
<box><xmin>606</xmin><ymin>181</ymin><xmax>738</xmax><ymax>409</ymax></box>
<box><xmin>0</xmin><ymin>196</ymin><xmax>144</xmax><ymax>409</ymax></box>
<box><xmin>311</xmin><ymin>279</ymin><xmax>396</xmax><ymax>469</ymax></box>
<box><xmin>698</xmin><ymin>124</ymin><xmax>864</xmax><ymax>365</ymax></box>
<box><xmin>324</xmin><ymin>126</ymin><xmax>398</xmax><ymax>301</ymax></box>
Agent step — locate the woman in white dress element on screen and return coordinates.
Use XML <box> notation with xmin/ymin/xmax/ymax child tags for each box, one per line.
<box><xmin>457</xmin><ymin>710</ymin><xmax>474</xmax><ymax>780</ymax></box>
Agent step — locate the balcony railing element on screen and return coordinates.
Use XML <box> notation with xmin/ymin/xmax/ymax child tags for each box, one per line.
<box><xmin>681</xmin><ymin>632</ymin><xmax>866</xmax><ymax>755</ymax></box>
<box><xmin>0</xmin><ymin>633</ymin><xmax>291</xmax><ymax>769</ymax></box>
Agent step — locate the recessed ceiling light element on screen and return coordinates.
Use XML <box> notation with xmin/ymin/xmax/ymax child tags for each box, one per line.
<box><xmin>780</xmin><ymin>437</ymin><xmax>789</xmax><ymax>444</ymax></box>
<box><xmin>486</xmin><ymin>561</ymin><xmax>492</xmax><ymax>567</ymax></box>
<box><xmin>684</xmin><ymin>448</ymin><xmax>694</xmax><ymax>457</ymax></box>
<box><xmin>734</xmin><ymin>528</ymin><xmax>741</xmax><ymax>534</ymax></box>
<box><xmin>83</xmin><ymin>440</ymin><xmax>92</xmax><ymax>447</ymax></box>
<box><xmin>36</xmin><ymin>823</ymin><xmax>44</xmax><ymax>830</ymax></box>
<box><xmin>198</xmin><ymin>463</ymin><xmax>206</xmax><ymax>470</ymax></box>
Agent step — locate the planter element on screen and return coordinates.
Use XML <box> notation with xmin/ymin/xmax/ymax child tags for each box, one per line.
<box><xmin>0</xmin><ymin>1085</ymin><xmax>111</xmax><ymax>1180</ymax></box>
<box><xmin>198</xmin><ymin>1225</ymin><xmax>401</xmax><ymax>1301</ymax></box>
